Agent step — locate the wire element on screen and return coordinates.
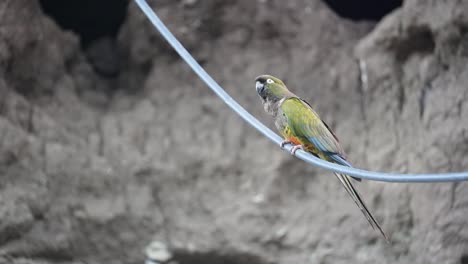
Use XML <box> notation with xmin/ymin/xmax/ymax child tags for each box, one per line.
<box><xmin>134</xmin><ymin>0</ymin><xmax>468</xmax><ymax>183</ymax></box>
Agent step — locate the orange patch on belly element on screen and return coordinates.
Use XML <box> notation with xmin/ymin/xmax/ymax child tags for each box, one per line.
<box><xmin>285</xmin><ymin>135</ymin><xmax>319</xmax><ymax>155</ymax></box>
<box><xmin>286</xmin><ymin>136</ymin><xmax>302</xmax><ymax>146</ymax></box>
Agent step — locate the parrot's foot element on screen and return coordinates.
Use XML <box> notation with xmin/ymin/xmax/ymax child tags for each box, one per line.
<box><xmin>280</xmin><ymin>140</ymin><xmax>292</xmax><ymax>148</ymax></box>
<box><xmin>290</xmin><ymin>145</ymin><xmax>304</xmax><ymax>155</ymax></box>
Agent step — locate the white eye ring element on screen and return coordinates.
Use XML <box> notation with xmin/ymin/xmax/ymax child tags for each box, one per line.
<box><xmin>266</xmin><ymin>78</ymin><xmax>274</xmax><ymax>84</ymax></box>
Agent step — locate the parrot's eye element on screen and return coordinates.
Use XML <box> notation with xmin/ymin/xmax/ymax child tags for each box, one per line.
<box><xmin>266</xmin><ymin>78</ymin><xmax>274</xmax><ymax>84</ymax></box>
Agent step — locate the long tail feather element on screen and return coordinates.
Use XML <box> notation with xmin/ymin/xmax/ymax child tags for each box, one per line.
<box><xmin>334</xmin><ymin>172</ymin><xmax>390</xmax><ymax>243</ymax></box>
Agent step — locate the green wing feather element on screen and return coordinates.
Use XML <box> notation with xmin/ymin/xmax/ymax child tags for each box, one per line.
<box><xmin>281</xmin><ymin>97</ymin><xmax>345</xmax><ymax>158</ymax></box>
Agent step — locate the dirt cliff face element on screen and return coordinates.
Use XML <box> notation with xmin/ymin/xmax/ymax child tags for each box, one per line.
<box><xmin>1</xmin><ymin>0</ymin><xmax>467</xmax><ymax>263</ymax></box>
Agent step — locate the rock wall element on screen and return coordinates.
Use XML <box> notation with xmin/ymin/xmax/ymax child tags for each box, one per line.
<box><xmin>0</xmin><ymin>0</ymin><xmax>467</xmax><ymax>263</ymax></box>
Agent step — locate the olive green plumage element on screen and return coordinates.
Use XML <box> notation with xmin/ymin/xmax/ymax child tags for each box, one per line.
<box><xmin>255</xmin><ymin>74</ymin><xmax>389</xmax><ymax>242</ymax></box>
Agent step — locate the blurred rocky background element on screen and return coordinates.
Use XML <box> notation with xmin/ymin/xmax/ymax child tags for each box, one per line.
<box><xmin>0</xmin><ymin>0</ymin><xmax>467</xmax><ymax>263</ymax></box>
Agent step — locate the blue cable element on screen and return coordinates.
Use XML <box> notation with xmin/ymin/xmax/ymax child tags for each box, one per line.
<box><xmin>134</xmin><ymin>0</ymin><xmax>468</xmax><ymax>183</ymax></box>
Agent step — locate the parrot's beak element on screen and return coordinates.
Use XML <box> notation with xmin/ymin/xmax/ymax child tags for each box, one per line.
<box><xmin>255</xmin><ymin>81</ymin><xmax>264</xmax><ymax>94</ymax></box>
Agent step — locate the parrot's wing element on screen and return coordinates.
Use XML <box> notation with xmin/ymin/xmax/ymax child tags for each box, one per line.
<box><xmin>300</xmin><ymin>99</ymin><xmax>342</xmax><ymax>143</ymax></box>
<box><xmin>282</xmin><ymin>97</ymin><xmax>359</xmax><ymax>182</ymax></box>
<box><xmin>282</xmin><ymin>97</ymin><xmax>348</xmax><ymax>163</ymax></box>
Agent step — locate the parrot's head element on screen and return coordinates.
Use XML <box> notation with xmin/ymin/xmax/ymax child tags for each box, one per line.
<box><xmin>255</xmin><ymin>75</ymin><xmax>291</xmax><ymax>101</ymax></box>
<box><xmin>255</xmin><ymin>74</ymin><xmax>292</xmax><ymax>114</ymax></box>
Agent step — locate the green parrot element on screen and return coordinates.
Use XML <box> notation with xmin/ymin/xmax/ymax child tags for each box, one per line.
<box><xmin>255</xmin><ymin>74</ymin><xmax>389</xmax><ymax>242</ymax></box>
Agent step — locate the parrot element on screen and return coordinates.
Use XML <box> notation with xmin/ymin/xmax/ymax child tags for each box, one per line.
<box><xmin>255</xmin><ymin>74</ymin><xmax>389</xmax><ymax>242</ymax></box>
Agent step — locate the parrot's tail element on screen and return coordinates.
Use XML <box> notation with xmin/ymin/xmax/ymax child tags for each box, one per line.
<box><xmin>334</xmin><ymin>172</ymin><xmax>390</xmax><ymax>243</ymax></box>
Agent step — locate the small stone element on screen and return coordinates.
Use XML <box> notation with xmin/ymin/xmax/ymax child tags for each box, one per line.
<box><xmin>252</xmin><ymin>193</ymin><xmax>265</xmax><ymax>204</ymax></box>
<box><xmin>274</xmin><ymin>227</ymin><xmax>288</xmax><ymax>240</ymax></box>
<box><xmin>145</xmin><ymin>241</ymin><xmax>172</xmax><ymax>262</ymax></box>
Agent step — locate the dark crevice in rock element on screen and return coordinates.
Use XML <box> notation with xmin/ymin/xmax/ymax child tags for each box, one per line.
<box><xmin>323</xmin><ymin>0</ymin><xmax>402</xmax><ymax>21</ymax></box>
<box><xmin>38</xmin><ymin>0</ymin><xmax>128</xmax><ymax>78</ymax></box>
<box><xmin>397</xmin><ymin>79</ymin><xmax>406</xmax><ymax>113</ymax></box>
<box><xmin>385</xmin><ymin>28</ymin><xmax>435</xmax><ymax>113</ymax></box>
<box><xmin>172</xmin><ymin>250</ymin><xmax>274</xmax><ymax>264</ymax></box>
<box><xmin>38</xmin><ymin>0</ymin><xmax>128</xmax><ymax>48</ymax></box>
<box><xmin>461</xmin><ymin>254</ymin><xmax>468</xmax><ymax>264</ymax></box>
<box><xmin>419</xmin><ymin>82</ymin><xmax>433</xmax><ymax>119</ymax></box>
<box><xmin>394</xmin><ymin>28</ymin><xmax>435</xmax><ymax>61</ymax></box>
<box><xmin>450</xmin><ymin>182</ymin><xmax>460</xmax><ymax>209</ymax></box>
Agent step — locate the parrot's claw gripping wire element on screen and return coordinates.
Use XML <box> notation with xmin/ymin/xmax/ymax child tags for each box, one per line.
<box><xmin>290</xmin><ymin>145</ymin><xmax>304</xmax><ymax>156</ymax></box>
<box><xmin>280</xmin><ymin>140</ymin><xmax>292</xmax><ymax>149</ymax></box>
<box><xmin>134</xmin><ymin>0</ymin><xmax>468</xmax><ymax>183</ymax></box>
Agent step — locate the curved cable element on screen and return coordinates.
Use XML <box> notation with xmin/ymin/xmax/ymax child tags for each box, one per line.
<box><xmin>134</xmin><ymin>0</ymin><xmax>468</xmax><ymax>183</ymax></box>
